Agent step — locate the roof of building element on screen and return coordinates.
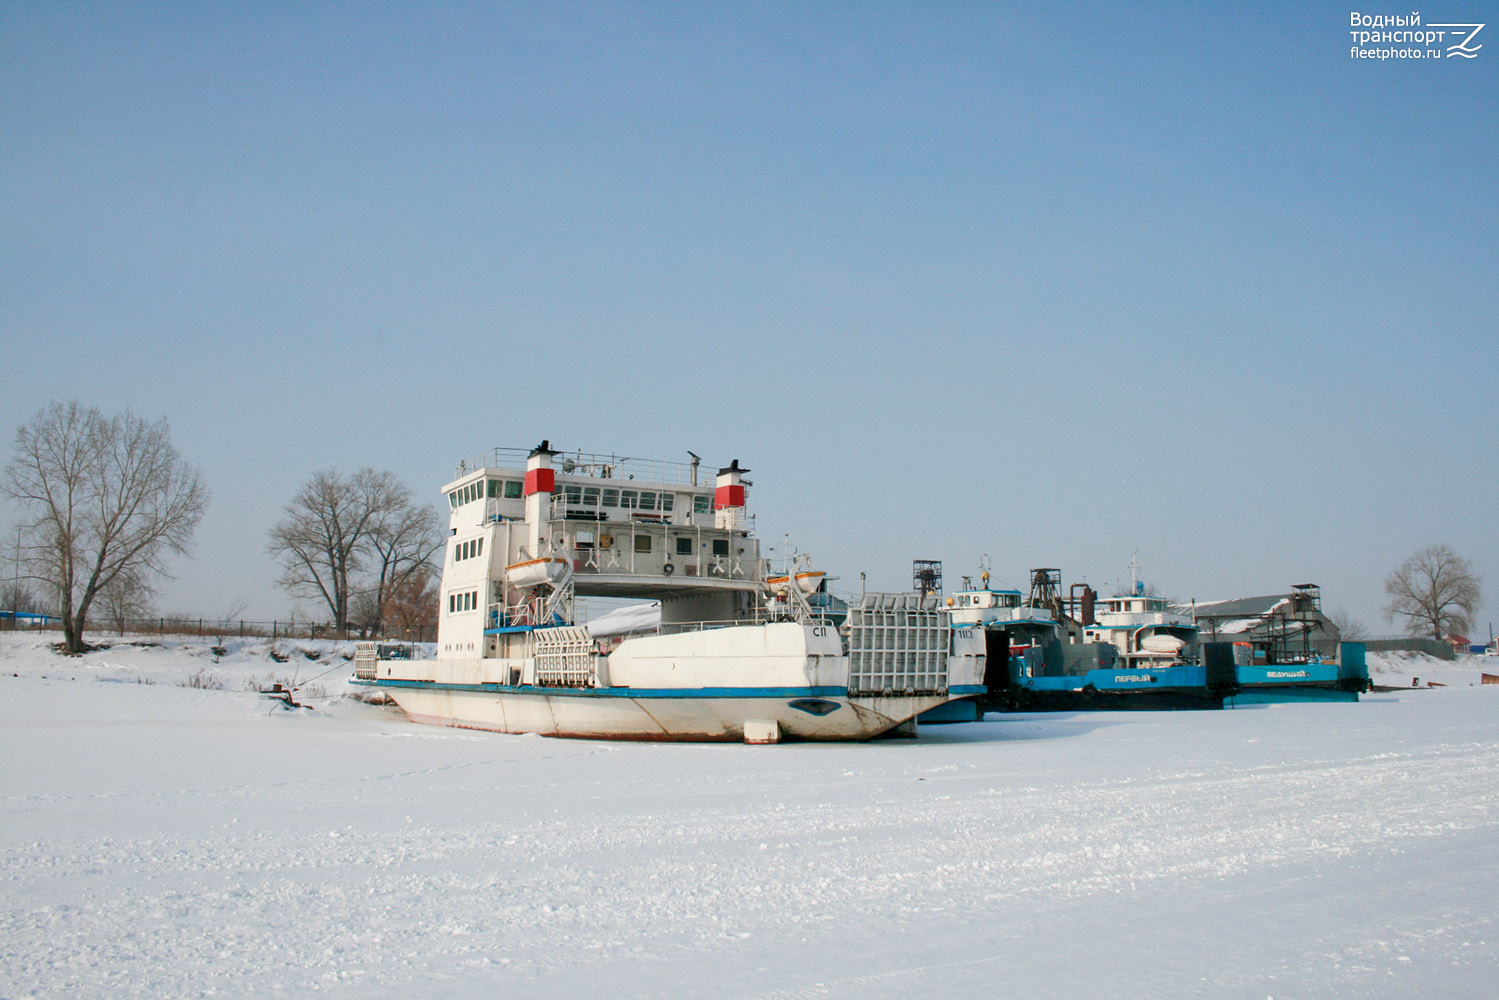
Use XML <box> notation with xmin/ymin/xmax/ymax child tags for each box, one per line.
<box><xmin>1172</xmin><ymin>595</ymin><xmax>1294</xmax><ymax>620</ymax></box>
<box><xmin>1171</xmin><ymin>593</ymin><xmax>1336</xmax><ymax>640</ymax></box>
<box><xmin>0</xmin><ymin>610</ymin><xmax>59</xmax><ymax>623</ymax></box>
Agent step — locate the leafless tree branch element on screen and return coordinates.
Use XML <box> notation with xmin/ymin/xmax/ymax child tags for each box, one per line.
<box><xmin>3</xmin><ymin>401</ymin><xmax>208</xmax><ymax>652</ymax></box>
<box><xmin>268</xmin><ymin>467</ymin><xmax>441</xmax><ymax>632</ymax></box>
<box><xmin>1383</xmin><ymin>544</ymin><xmax>1483</xmax><ymax>640</ymax></box>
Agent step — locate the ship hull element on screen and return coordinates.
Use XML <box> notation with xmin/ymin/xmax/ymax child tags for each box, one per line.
<box><xmin>363</xmin><ymin>679</ymin><xmax>984</xmax><ymax>741</ymax></box>
<box><xmin>995</xmin><ymin>664</ymin><xmax>1224</xmax><ymax>711</ymax></box>
<box><xmin>1225</xmin><ymin>657</ymin><xmax>1368</xmax><ymax>705</ymax></box>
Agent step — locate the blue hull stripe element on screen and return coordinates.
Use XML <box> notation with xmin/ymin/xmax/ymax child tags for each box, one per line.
<box><xmin>1019</xmin><ymin>666</ymin><xmax>1207</xmax><ymax>693</ymax></box>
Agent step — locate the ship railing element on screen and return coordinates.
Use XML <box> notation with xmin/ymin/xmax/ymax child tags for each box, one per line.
<box><xmin>461</xmin><ymin>448</ymin><xmax>711</xmax><ymax>487</ymax></box>
<box><xmin>546</xmin><ymin>519</ymin><xmax>762</xmax><ymax>582</ymax></box>
<box><xmin>655</xmin><ymin>606</ymin><xmax>839</xmax><ymax>636</ymax></box>
<box><xmin>547</xmin><ymin>496</ymin><xmax>757</xmax><ymax>536</ymax></box>
<box><xmin>490</xmin><ymin>599</ymin><xmax>569</xmax><ymax>629</ymax></box>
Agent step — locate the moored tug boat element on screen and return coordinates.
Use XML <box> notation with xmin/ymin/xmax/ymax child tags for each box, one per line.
<box><xmin>945</xmin><ymin>563</ymin><xmax>1219</xmax><ymax>711</ymax></box>
<box><xmin>939</xmin><ymin>574</ymin><xmax>1065</xmax><ymax>715</ymax></box>
<box><xmin>353</xmin><ymin>442</ymin><xmax>985</xmax><ymax>741</ymax></box>
<box><xmin>1075</xmin><ymin>584</ymin><xmax>1214</xmax><ymax>706</ymax></box>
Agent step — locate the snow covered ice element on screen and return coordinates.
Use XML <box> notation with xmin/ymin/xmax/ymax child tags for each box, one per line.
<box><xmin>2</xmin><ymin>633</ymin><xmax>1496</xmax><ymax>998</ymax></box>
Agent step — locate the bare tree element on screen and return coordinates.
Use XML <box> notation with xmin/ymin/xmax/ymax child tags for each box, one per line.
<box><xmin>95</xmin><ymin>566</ymin><xmax>156</xmax><ymax>635</ymax></box>
<box><xmin>2</xmin><ymin>401</ymin><xmax>208</xmax><ymax>653</ymax></box>
<box><xmin>364</xmin><ymin>479</ymin><xmax>443</xmax><ymax>631</ymax></box>
<box><xmin>381</xmin><ymin>568</ymin><xmax>440</xmax><ymax>639</ymax></box>
<box><xmin>1</xmin><ymin>580</ymin><xmax>45</xmax><ymax>612</ymax></box>
<box><xmin>1326</xmin><ymin>607</ymin><xmax>1368</xmax><ymax>641</ymax></box>
<box><xmin>0</xmin><ymin>580</ymin><xmax>47</xmax><ymax>625</ymax></box>
<box><xmin>268</xmin><ymin>468</ymin><xmax>441</xmax><ymax>633</ymax></box>
<box><xmin>347</xmin><ymin>588</ymin><xmax>383</xmax><ymax>634</ymax></box>
<box><xmin>1384</xmin><ymin>544</ymin><xmax>1483</xmax><ymax>640</ymax></box>
<box><xmin>208</xmin><ymin>598</ymin><xmax>250</xmax><ymax>657</ymax></box>
<box><xmin>267</xmin><ymin>469</ymin><xmax>373</xmax><ymax>631</ymax></box>
<box><xmin>1</xmin><ymin>529</ymin><xmax>47</xmax><ymax>622</ymax></box>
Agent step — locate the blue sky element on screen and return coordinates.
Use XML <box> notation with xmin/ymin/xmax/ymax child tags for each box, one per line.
<box><xmin>2</xmin><ymin>2</ymin><xmax>1496</xmax><ymax>635</ymax></box>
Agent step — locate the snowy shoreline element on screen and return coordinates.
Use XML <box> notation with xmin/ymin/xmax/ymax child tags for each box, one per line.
<box><xmin>3</xmin><ymin>632</ymin><xmax>1497</xmax><ymax>998</ymax></box>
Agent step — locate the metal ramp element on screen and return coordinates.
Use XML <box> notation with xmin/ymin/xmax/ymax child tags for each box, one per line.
<box><xmin>846</xmin><ymin>593</ymin><xmax>948</xmax><ymax>695</ymax></box>
<box><xmin>534</xmin><ymin>626</ymin><xmax>597</xmax><ymax>686</ymax></box>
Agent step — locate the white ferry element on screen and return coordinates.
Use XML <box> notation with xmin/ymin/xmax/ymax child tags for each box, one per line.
<box><xmin>354</xmin><ymin>442</ymin><xmax>985</xmax><ymax>742</ymax></box>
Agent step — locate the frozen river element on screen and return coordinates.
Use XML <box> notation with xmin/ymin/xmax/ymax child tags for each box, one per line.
<box><xmin>2</xmin><ymin>635</ymin><xmax>1496</xmax><ymax>998</ymax></box>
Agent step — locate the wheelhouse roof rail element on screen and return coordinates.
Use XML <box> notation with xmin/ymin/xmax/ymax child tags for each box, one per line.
<box><xmin>459</xmin><ymin>447</ymin><xmax>712</xmax><ymax>487</ymax></box>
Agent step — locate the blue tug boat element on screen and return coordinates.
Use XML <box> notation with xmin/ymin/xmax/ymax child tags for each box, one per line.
<box><xmin>933</xmin><ymin>568</ymin><xmax>1368</xmax><ymax>716</ymax></box>
<box><xmin>932</xmin><ymin>567</ymin><xmax>1213</xmax><ymax>712</ymax></box>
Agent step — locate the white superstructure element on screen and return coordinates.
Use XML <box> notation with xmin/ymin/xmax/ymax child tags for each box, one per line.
<box><xmin>356</xmin><ymin>442</ymin><xmax>985</xmax><ymax>741</ymax></box>
<box><xmin>947</xmin><ymin>582</ymin><xmax>1059</xmax><ymax>632</ymax></box>
<box><xmin>1084</xmin><ymin>590</ymin><xmax>1200</xmax><ymax>667</ymax></box>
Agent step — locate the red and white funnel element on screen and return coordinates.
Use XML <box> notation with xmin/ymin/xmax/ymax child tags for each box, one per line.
<box><xmin>524</xmin><ymin>439</ymin><xmax>558</xmax><ymax>555</ymax></box>
<box><xmin>714</xmin><ymin>459</ymin><xmax>749</xmax><ymax>531</ymax></box>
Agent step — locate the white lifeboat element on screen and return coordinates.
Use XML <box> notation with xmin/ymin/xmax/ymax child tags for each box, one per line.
<box><xmin>506</xmin><ymin>556</ymin><xmax>571</xmax><ymax>589</ymax></box>
<box><xmin>767</xmin><ymin>570</ymin><xmax>825</xmax><ymax>596</ymax></box>
<box><xmin>1139</xmin><ymin>634</ymin><xmax>1185</xmax><ymax>654</ymax></box>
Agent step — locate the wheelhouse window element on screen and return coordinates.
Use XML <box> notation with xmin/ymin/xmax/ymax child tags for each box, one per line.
<box><xmin>693</xmin><ymin>495</ymin><xmax>711</xmax><ymax>514</ymax></box>
<box><xmin>494</xmin><ymin>478</ymin><xmax>512</xmax><ymax>498</ymax></box>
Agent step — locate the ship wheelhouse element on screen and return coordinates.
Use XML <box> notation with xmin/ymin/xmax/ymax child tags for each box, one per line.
<box><xmin>1085</xmin><ymin>592</ymin><xmax>1199</xmax><ymax>666</ymax></box>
